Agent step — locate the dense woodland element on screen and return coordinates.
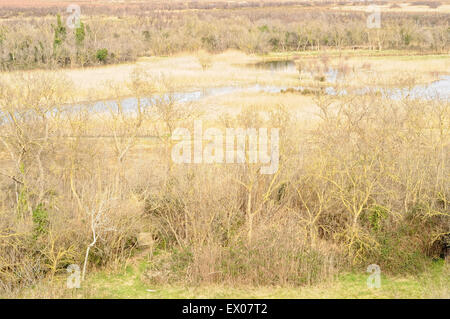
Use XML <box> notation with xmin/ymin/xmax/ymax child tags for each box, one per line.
<box><xmin>0</xmin><ymin>7</ymin><xmax>448</xmax><ymax>70</ymax></box>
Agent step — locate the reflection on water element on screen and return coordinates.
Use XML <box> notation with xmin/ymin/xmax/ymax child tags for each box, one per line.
<box><xmin>328</xmin><ymin>75</ymin><xmax>450</xmax><ymax>100</ymax></box>
<box><xmin>74</xmin><ymin>74</ymin><xmax>449</xmax><ymax>113</ymax></box>
<box><xmin>243</xmin><ymin>60</ymin><xmax>449</xmax><ymax>100</ymax></box>
<box><xmin>85</xmin><ymin>85</ymin><xmax>291</xmax><ymax>113</ymax></box>
<box><xmin>326</xmin><ymin>69</ymin><xmax>339</xmax><ymax>83</ymax></box>
<box><xmin>390</xmin><ymin>75</ymin><xmax>450</xmax><ymax>100</ymax></box>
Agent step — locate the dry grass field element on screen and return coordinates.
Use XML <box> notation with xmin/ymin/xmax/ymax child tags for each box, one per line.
<box><xmin>1</xmin><ymin>50</ymin><xmax>447</xmax><ymax>102</ymax></box>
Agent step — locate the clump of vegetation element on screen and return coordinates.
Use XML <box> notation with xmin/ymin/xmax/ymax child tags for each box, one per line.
<box><xmin>196</xmin><ymin>50</ymin><xmax>213</xmax><ymax>71</ymax></box>
<box><xmin>96</xmin><ymin>48</ymin><xmax>108</xmax><ymax>63</ymax></box>
<box><xmin>32</xmin><ymin>204</ymin><xmax>49</xmax><ymax>240</ymax></box>
<box><xmin>75</xmin><ymin>22</ymin><xmax>85</xmax><ymax>46</ymax></box>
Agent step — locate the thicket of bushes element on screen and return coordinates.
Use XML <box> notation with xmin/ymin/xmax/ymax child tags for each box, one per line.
<box><xmin>0</xmin><ymin>69</ymin><xmax>448</xmax><ymax>292</ymax></box>
<box><xmin>0</xmin><ymin>8</ymin><xmax>448</xmax><ymax>70</ymax></box>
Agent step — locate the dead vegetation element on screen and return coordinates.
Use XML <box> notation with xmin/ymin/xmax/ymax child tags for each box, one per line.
<box><xmin>0</xmin><ymin>66</ymin><xmax>448</xmax><ymax>293</ymax></box>
<box><xmin>0</xmin><ymin>0</ymin><xmax>448</xmax><ymax>296</ymax></box>
<box><xmin>0</xmin><ymin>6</ymin><xmax>448</xmax><ymax>70</ymax></box>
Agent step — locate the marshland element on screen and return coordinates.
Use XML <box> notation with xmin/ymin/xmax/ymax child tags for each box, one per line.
<box><xmin>0</xmin><ymin>0</ymin><xmax>449</xmax><ymax>298</ymax></box>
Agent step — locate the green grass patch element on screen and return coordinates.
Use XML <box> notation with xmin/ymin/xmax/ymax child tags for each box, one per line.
<box><xmin>14</xmin><ymin>258</ymin><xmax>447</xmax><ymax>299</ymax></box>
